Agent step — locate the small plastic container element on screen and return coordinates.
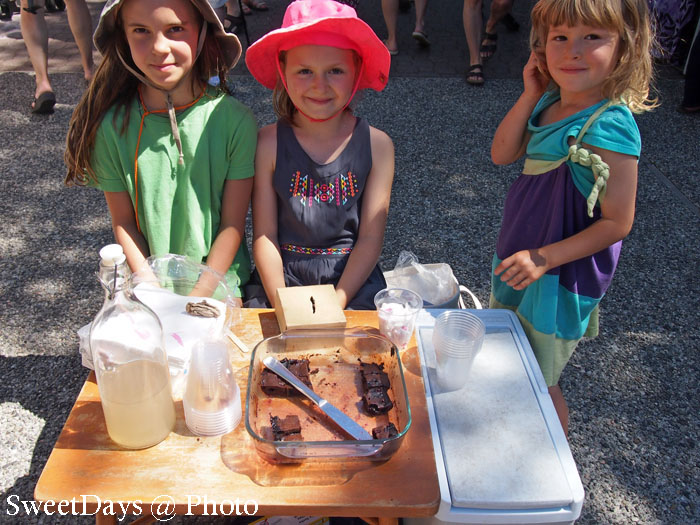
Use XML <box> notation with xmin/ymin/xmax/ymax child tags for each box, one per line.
<box><xmin>432</xmin><ymin>310</ymin><xmax>485</xmax><ymax>391</ymax></box>
<box><xmin>183</xmin><ymin>337</ymin><xmax>241</xmax><ymax>436</ymax></box>
<box><xmin>374</xmin><ymin>288</ymin><xmax>423</xmax><ymax>350</ymax></box>
<box><xmin>245</xmin><ymin>328</ymin><xmax>412</xmax><ymax>463</ymax></box>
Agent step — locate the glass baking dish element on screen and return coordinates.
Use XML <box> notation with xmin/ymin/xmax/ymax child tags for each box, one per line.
<box><xmin>245</xmin><ymin>328</ymin><xmax>412</xmax><ymax>463</ymax></box>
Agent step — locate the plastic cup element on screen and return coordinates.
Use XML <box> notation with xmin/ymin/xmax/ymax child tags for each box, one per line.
<box><xmin>432</xmin><ymin>310</ymin><xmax>485</xmax><ymax>391</ymax></box>
<box><xmin>183</xmin><ymin>338</ymin><xmax>241</xmax><ymax>436</ymax></box>
<box><xmin>374</xmin><ymin>288</ymin><xmax>423</xmax><ymax>350</ymax></box>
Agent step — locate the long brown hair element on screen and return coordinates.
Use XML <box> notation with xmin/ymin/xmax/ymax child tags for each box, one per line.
<box><xmin>64</xmin><ymin>5</ymin><xmax>232</xmax><ymax>185</ymax></box>
<box><xmin>530</xmin><ymin>0</ymin><xmax>657</xmax><ymax>113</ymax></box>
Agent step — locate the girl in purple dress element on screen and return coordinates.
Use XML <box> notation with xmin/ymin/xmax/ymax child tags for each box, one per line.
<box><xmin>490</xmin><ymin>0</ymin><xmax>657</xmax><ymax>434</ymax></box>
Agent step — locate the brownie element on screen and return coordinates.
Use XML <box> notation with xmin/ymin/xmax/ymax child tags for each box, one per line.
<box><xmin>372</xmin><ymin>422</ymin><xmax>399</xmax><ymax>439</ymax></box>
<box><xmin>363</xmin><ymin>371</ymin><xmax>391</xmax><ymax>389</ymax></box>
<box><xmin>362</xmin><ymin>387</ymin><xmax>394</xmax><ymax>415</ymax></box>
<box><xmin>260</xmin><ymin>358</ymin><xmax>313</xmax><ymax>397</ymax></box>
<box><xmin>270</xmin><ymin>415</ymin><xmax>302</xmax><ymax>441</ymax></box>
<box><xmin>360</xmin><ymin>362</ymin><xmax>383</xmax><ymax>375</ymax></box>
<box><xmin>360</xmin><ymin>361</ymin><xmax>393</xmax><ymax>415</ymax></box>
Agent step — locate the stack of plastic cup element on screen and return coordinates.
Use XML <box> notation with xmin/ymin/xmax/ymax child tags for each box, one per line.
<box><xmin>183</xmin><ymin>338</ymin><xmax>241</xmax><ymax>436</ymax></box>
<box><xmin>432</xmin><ymin>310</ymin><xmax>485</xmax><ymax>392</ymax></box>
<box><xmin>374</xmin><ymin>288</ymin><xmax>423</xmax><ymax>350</ymax></box>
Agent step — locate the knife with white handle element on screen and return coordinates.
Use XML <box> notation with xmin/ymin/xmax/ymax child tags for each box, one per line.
<box><xmin>262</xmin><ymin>356</ymin><xmax>372</xmax><ymax>440</ymax></box>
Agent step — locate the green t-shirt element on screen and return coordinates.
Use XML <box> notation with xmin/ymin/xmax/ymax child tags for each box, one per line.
<box><xmin>91</xmin><ymin>87</ymin><xmax>257</xmax><ymax>296</ymax></box>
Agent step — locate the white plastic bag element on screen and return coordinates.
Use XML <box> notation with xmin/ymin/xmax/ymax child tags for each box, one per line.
<box><xmin>385</xmin><ymin>251</ymin><xmax>458</xmax><ymax>307</ymax></box>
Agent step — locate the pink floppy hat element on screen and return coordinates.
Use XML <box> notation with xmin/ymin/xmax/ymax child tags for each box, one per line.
<box><xmin>245</xmin><ymin>0</ymin><xmax>390</xmax><ymax>92</ymax></box>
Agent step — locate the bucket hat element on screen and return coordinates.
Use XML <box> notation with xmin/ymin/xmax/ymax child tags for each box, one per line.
<box><xmin>94</xmin><ymin>0</ymin><xmax>242</xmax><ymax>72</ymax></box>
<box><xmin>245</xmin><ymin>0</ymin><xmax>390</xmax><ymax>92</ymax></box>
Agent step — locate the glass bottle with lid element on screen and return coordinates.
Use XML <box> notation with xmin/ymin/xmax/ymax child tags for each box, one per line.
<box><xmin>89</xmin><ymin>244</ymin><xmax>175</xmax><ymax>449</ymax></box>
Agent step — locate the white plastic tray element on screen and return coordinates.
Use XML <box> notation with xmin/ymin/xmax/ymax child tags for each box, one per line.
<box><xmin>413</xmin><ymin>309</ymin><xmax>584</xmax><ymax>524</ymax></box>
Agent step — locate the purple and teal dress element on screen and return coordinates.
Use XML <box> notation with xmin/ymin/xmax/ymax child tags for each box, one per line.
<box><xmin>490</xmin><ymin>93</ymin><xmax>641</xmax><ymax>386</ymax></box>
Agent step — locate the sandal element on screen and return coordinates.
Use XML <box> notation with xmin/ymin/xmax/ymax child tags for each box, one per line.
<box><xmin>480</xmin><ymin>32</ymin><xmax>497</xmax><ymax>60</ymax></box>
<box><xmin>466</xmin><ymin>64</ymin><xmax>484</xmax><ymax>86</ymax></box>
<box><xmin>224</xmin><ymin>13</ymin><xmax>243</xmax><ymax>34</ymax></box>
<box><xmin>383</xmin><ymin>40</ymin><xmax>398</xmax><ymax>56</ymax></box>
<box><xmin>244</xmin><ymin>0</ymin><xmax>268</xmax><ymax>11</ymax></box>
<box><xmin>45</xmin><ymin>0</ymin><xmax>65</xmax><ymax>13</ymax></box>
<box><xmin>412</xmin><ymin>30</ymin><xmax>430</xmax><ymax>48</ymax></box>
<box><xmin>678</xmin><ymin>104</ymin><xmax>700</xmax><ymax>114</ymax></box>
<box><xmin>32</xmin><ymin>91</ymin><xmax>56</xmax><ymax>114</ymax></box>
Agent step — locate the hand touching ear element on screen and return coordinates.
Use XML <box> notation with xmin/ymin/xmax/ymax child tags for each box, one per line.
<box><xmin>523</xmin><ymin>51</ymin><xmax>550</xmax><ymax>99</ymax></box>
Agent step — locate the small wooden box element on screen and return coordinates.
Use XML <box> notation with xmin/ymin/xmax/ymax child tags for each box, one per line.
<box><xmin>275</xmin><ymin>285</ymin><xmax>347</xmax><ymax>331</ymax></box>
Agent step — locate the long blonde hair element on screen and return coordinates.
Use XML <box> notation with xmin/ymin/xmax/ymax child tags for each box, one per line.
<box><xmin>530</xmin><ymin>0</ymin><xmax>657</xmax><ymax>113</ymax></box>
<box><xmin>64</xmin><ymin>6</ymin><xmax>231</xmax><ymax>185</ymax></box>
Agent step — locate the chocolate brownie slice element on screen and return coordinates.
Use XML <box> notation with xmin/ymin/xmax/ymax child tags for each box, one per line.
<box><xmin>363</xmin><ymin>387</ymin><xmax>394</xmax><ymax>415</ymax></box>
<box><xmin>360</xmin><ymin>362</ymin><xmax>391</xmax><ymax>389</ymax></box>
<box><xmin>372</xmin><ymin>422</ymin><xmax>399</xmax><ymax>439</ymax></box>
<box><xmin>270</xmin><ymin>415</ymin><xmax>303</xmax><ymax>442</ymax></box>
<box><xmin>260</xmin><ymin>358</ymin><xmax>313</xmax><ymax>397</ymax></box>
<box><xmin>360</xmin><ymin>361</ymin><xmax>393</xmax><ymax>415</ymax></box>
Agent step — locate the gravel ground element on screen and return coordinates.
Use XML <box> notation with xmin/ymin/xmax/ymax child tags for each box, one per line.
<box><xmin>0</xmin><ymin>64</ymin><xmax>699</xmax><ymax>525</ymax></box>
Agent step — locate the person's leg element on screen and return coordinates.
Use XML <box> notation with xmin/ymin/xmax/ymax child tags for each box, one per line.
<box><xmin>463</xmin><ymin>0</ymin><xmax>483</xmax><ymax>84</ymax></box>
<box><xmin>413</xmin><ymin>0</ymin><xmax>427</xmax><ymax>35</ymax></box>
<box><xmin>64</xmin><ymin>0</ymin><xmax>93</xmax><ymax>81</ymax></box>
<box><xmin>681</xmin><ymin>31</ymin><xmax>700</xmax><ymax>111</ymax></box>
<box><xmin>20</xmin><ymin>0</ymin><xmax>52</xmax><ymax>99</ymax></box>
<box><xmin>381</xmin><ymin>0</ymin><xmax>399</xmax><ymax>54</ymax></box>
<box><xmin>226</xmin><ymin>0</ymin><xmax>241</xmax><ymax>17</ymax></box>
<box><xmin>548</xmin><ymin>384</ymin><xmax>569</xmax><ymax>437</ymax></box>
<box><xmin>484</xmin><ymin>0</ymin><xmax>513</xmax><ymax>34</ymax></box>
<box><xmin>480</xmin><ymin>0</ymin><xmax>512</xmax><ymax>59</ymax></box>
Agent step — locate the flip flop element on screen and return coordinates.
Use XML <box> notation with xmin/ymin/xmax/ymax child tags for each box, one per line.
<box><xmin>480</xmin><ymin>32</ymin><xmax>497</xmax><ymax>60</ymax></box>
<box><xmin>224</xmin><ymin>13</ymin><xmax>243</xmax><ymax>34</ymax></box>
<box><xmin>31</xmin><ymin>91</ymin><xmax>56</xmax><ymax>114</ymax></box>
<box><xmin>245</xmin><ymin>0</ymin><xmax>268</xmax><ymax>11</ymax></box>
<box><xmin>241</xmin><ymin>3</ymin><xmax>251</xmax><ymax>15</ymax></box>
<box><xmin>383</xmin><ymin>40</ymin><xmax>398</xmax><ymax>56</ymax></box>
<box><xmin>466</xmin><ymin>64</ymin><xmax>484</xmax><ymax>86</ymax></box>
<box><xmin>412</xmin><ymin>30</ymin><xmax>430</xmax><ymax>47</ymax></box>
<box><xmin>678</xmin><ymin>104</ymin><xmax>700</xmax><ymax>114</ymax></box>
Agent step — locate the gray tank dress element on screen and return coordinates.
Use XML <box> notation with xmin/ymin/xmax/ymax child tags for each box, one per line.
<box><xmin>244</xmin><ymin>117</ymin><xmax>386</xmax><ymax>310</ymax></box>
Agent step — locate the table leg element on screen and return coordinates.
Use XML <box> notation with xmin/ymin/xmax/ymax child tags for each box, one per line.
<box><xmin>95</xmin><ymin>514</ymin><xmax>156</xmax><ymax>525</ymax></box>
<box><xmin>95</xmin><ymin>514</ymin><xmax>116</xmax><ymax>525</ymax></box>
<box><xmin>361</xmin><ymin>518</ymin><xmax>398</xmax><ymax>525</ymax></box>
<box><xmin>131</xmin><ymin>516</ymin><xmax>156</xmax><ymax>524</ymax></box>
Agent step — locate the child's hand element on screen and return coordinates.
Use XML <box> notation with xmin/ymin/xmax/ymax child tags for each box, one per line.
<box><xmin>523</xmin><ymin>51</ymin><xmax>549</xmax><ymax>100</ymax></box>
<box><xmin>494</xmin><ymin>249</ymin><xmax>549</xmax><ymax>290</ymax></box>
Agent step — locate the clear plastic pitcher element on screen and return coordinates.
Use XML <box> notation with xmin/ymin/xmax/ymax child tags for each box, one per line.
<box><xmin>89</xmin><ymin>244</ymin><xmax>175</xmax><ymax>449</ymax></box>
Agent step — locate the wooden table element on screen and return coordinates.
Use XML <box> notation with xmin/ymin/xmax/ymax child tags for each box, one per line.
<box><xmin>35</xmin><ymin>309</ymin><xmax>440</xmax><ymax>524</ymax></box>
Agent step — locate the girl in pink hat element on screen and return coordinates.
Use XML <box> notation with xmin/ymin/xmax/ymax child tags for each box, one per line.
<box><xmin>64</xmin><ymin>0</ymin><xmax>256</xmax><ymax>299</ymax></box>
<box><xmin>244</xmin><ymin>0</ymin><xmax>394</xmax><ymax>309</ymax></box>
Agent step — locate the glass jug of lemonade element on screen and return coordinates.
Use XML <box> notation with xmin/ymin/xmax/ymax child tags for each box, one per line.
<box><xmin>89</xmin><ymin>244</ymin><xmax>175</xmax><ymax>449</ymax></box>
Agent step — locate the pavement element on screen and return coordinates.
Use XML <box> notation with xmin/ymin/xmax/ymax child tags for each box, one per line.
<box><xmin>0</xmin><ymin>1</ymin><xmax>699</xmax><ymax>524</ymax></box>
